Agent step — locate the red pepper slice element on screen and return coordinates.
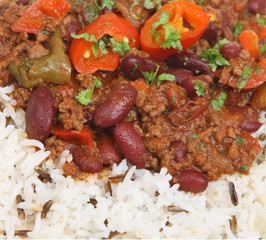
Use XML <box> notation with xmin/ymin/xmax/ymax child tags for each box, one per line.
<box><xmin>239</xmin><ymin>132</ymin><xmax>261</xmax><ymax>156</ymax></box>
<box><xmin>11</xmin><ymin>0</ymin><xmax>71</xmax><ymax>34</ymax></box>
<box><xmin>239</xmin><ymin>30</ymin><xmax>259</xmax><ymax>59</ymax></box>
<box><xmin>69</xmin><ymin>13</ymin><xmax>140</xmax><ymax>74</ymax></box>
<box><xmin>227</xmin><ymin>59</ymin><xmax>266</xmax><ymax>90</ymax></box>
<box><xmin>51</xmin><ymin>125</ymin><xmax>94</xmax><ymax>150</ymax></box>
<box><xmin>140</xmin><ymin>1</ymin><xmax>210</xmax><ymax>61</ymax></box>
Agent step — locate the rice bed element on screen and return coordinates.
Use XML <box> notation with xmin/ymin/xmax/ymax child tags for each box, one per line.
<box><xmin>0</xmin><ymin>84</ymin><xmax>266</xmax><ymax>239</ymax></box>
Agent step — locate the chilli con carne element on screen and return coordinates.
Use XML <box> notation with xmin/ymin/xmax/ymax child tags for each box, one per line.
<box><xmin>0</xmin><ymin>0</ymin><xmax>265</xmax><ymax>193</ymax></box>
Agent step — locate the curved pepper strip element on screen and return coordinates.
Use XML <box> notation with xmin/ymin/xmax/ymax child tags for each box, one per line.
<box><xmin>140</xmin><ymin>1</ymin><xmax>210</xmax><ymax>61</ymax></box>
<box><xmin>11</xmin><ymin>0</ymin><xmax>71</xmax><ymax>34</ymax></box>
<box><xmin>9</xmin><ymin>28</ymin><xmax>71</xmax><ymax>89</ymax></box>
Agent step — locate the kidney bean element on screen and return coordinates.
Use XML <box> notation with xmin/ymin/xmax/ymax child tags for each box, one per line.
<box><xmin>177</xmin><ymin>169</ymin><xmax>208</xmax><ymax>193</ymax></box>
<box><xmin>202</xmin><ymin>22</ymin><xmax>217</xmax><ymax>46</ymax></box>
<box><xmin>67</xmin><ymin>20</ymin><xmax>83</xmax><ymax>35</ymax></box>
<box><xmin>17</xmin><ymin>0</ymin><xmax>31</xmax><ymax>5</ymax></box>
<box><xmin>165</xmin><ymin>68</ymin><xmax>194</xmax><ymax>85</ymax></box>
<box><xmin>113</xmin><ymin>121</ymin><xmax>147</xmax><ymax>168</ymax></box>
<box><xmin>94</xmin><ymin>84</ymin><xmax>136</xmax><ymax>128</ymax></box>
<box><xmin>226</xmin><ymin>90</ymin><xmax>243</xmax><ymax>106</ymax></box>
<box><xmin>181</xmin><ymin>75</ymin><xmax>210</xmax><ymax>98</ymax></box>
<box><xmin>248</xmin><ymin>0</ymin><xmax>266</xmax><ymax>14</ymax></box>
<box><xmin>98</xmin><ymin>135</ymin><xmax>122</xmax><ymax>165</ymax></box>
<box><xmin>166</xmin><ymin>51</ymin><xmax>211</xmax><ymax>74</ymax></box>
<box><xmin>227</xmin><ymin>106</ymin><xmax>262</xmax><ymax>133</ymax></box>
<box><xmin>26</xmin><ymin>86</ymin><xmax>55</xmax><ymax>142</ymax></box>
<box><xmin>170</xmin><ymin>141</ymin><xmax>188</xmax><ymax>163</ymax></box>
<box><xmin>71</xmin><ymin>147</ymin><xmax>103</xmax><ymax>173</ymax></box>
<box><xmin>121</xmin><ymin>55</ymin><xmax>165</xmax><ymax>80</ymax></box>
<box><xmin>220</xmin><ymin>42</ymin><xmax>242</xmax><ymax>60</ymax></box>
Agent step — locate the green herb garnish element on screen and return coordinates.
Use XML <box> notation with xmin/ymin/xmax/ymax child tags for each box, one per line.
<box><xmin>211</xmin><ymin>92</ymin><xmax>227</xmax><ymax>110</ymax></box>
<box><xmin>157</xmin><ymin>73</ymin><xmax>176</xmax><ymax>87</ymax></box>
<box><xmin>256</xmin><ymin>14</ymin><xmax>264</xmax><ymax>26</ymax></box>
<box><xmin>255</xmin><ymin>65</ymin><xmax>264</xmax><ymax>76</ymax></box>
<box><xmin>192</xmin><ymin>80</ymin><xmax>206</xmax><ymax>97</ymax></box>
<box><xmin>142</xmin><ymin>65</ymin><xmax>160</xmax><ymax>86</ymax></box>
<box><xmin>235</xmin><ymin>67</ymin><xmax>254</xmax><ymax>92</ymax></box>
<box><xmin>233</xmin><ymin>22</ymin><xmax>243</xmax><ymax>38</ymax></box>
<box><xmin>239</xmin><ymin>165</ymin><xmax>248</xmax><ymax>172</ymax></box>
<box><xmin>259</xmin><ymin>44</ymin><xmax>266</xmax><ymax>54</ymax></box>
<box><xmin>76</xmin><ymin>79</ymin><xmax>102</xmax><ymax>105</ymax></box>
<box><xmin>236</xmin><ymin>137</ymin><xmax>246</xmax><ymax>146</ymax></box>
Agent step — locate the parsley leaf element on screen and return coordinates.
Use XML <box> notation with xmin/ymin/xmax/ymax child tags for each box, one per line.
<box><xmin>259</xmin><ymin>44</ymin><xmax>266</xmax><ymax>54</ymax></box>
<box><xmin>256</xmin><ymin>13</ymin><xmax>264</xmax><ymax>26</ymax></box>
<box><xmin>235</xmin><ymin>67</ymin><xmax>254</xmax><ymax>92</ymax></box>
<box><xmin>110</xmin><ymin>38</ymin><xmax>131</xmax><ymax>57</ymax></box>
<box><xmin>142</xmin><ymin>65</ymin><xmax>160</xmax><ymax>86</ymax></box>
<box><xmin>151</xmin><ymin>11</ymin><xmax>170</xmax><ymax>41</ymax></box>
<box><xmin>157</xmin><ymin>73</ymin><xmax>176</xmax><ymax>87</ymax></box>
<box><xmin>83</xmin><ymin>0</ymin><xmax>100</xmax><ymax>23</ymax></box>
<box><xmin>233</xmin><ymin>22</ymin><xmax>243</xmax><ymax>38</ymax></box>
<box><xmin>101</xmin><ymin>0</ymin><xmax>114</xmax><ymax>10</ymax></box>
<box><xmin>236</xmin><ymin>137</ymin><xmax>246</xmax><ymax>146</ymax></box>
<box><xmin>211</xmin><ymin>92</ymin><xmax>227</xmax><ymax>110</ymax></box>
<box><xmin>255</xmin><ymin>65</ymin><xmax>264</xmax><ymax>75</ymax></box>
<box><xmin>169</xmin><ymin>96</ymin><xmax>175</xmax><ymax>105</ymax></box>
<box><xmin>76</xmin><ymin>79</ymin><xmax>102</xmax><ymax>105</ymax></box>
<box><xmin>161</xmin><ymin>24</ymin><xmax>182</xmax><ymax>50</ymax></box>
<box><xmin>192</xmin><ymin>80</ymin><xmax>206</xmax><ymax>97</ymax></box>
<box><xmin>239</xmin><ymin>165</ymin><xmax>247</xmax><ymax>172</ymax></box>
<box><xmin>144</xmin><ymin>0</ymin><xmax>154</xmax><ymax>9</ymax></box>
<box><xmin>199</xmin><ymin>39</ymin><xmax>230</xmax><ymax>72</ymax></box>
<box><xmin>195</xmin><ymin>0</ymin><xmax>205</xmax><ymax>6</ymax></box>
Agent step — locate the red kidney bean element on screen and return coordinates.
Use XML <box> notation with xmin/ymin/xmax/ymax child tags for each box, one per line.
<box><xmin>170</xmin><ymin>141</ymin><xmax>188</xmax><ymax>163</ymax></box>
<box><xmin>67</xmin><ymin>20</ymin><xmax>83</xmax><ymax>35</ymax></box>
<box><xmin>71</xmin><ymin>147</ymin><xmax>103</xmax><ymax>173</ymax></box>
<box><xmin>227</xmin><ymin>106</ymin><xmax>262</xmax><ymax>133</ymax></box>
<box><xmin>166</xmin><ymin>51</ymin><xmax>211</xmax><ymax>74</ymax></box>
<box><xmin>94</xmin><ymin>84</ymin><xmax>136</xmax><ymax>128</ymax></box>
<box><xmin>220</xmin><ymin>42</ymin><xmax>242</xmax><ymax>60</ymax></box>
<box><xmin>26</xmin><ymin>86</ymin><xmax>55</xmax><ymax>142</ymax></box>
<box><xmin>165</xmin><ymin>68</ymin><xmax>194</xmax><ymax>85</ymax></box>
<box><xmin>226</xmin><ymin>90</ymin><xmax>243</xmax><ymax>106</ymax></box>
<box><xmin>17</xmin><ymin>0</ymin><xmax>31</xmax><ymax>5</ymax></box>
<box><xmin>113</xmin><ymin>121</ymin><xmax>147</xmax><ymax>168</ymax></box>
<box><xmin>177</xmin><ymin>169</ymin><xmax>208</xmax><ymax>193</ymax></box>
<box><xmin>121</xmin><ymin>55</ymin><xmax>165</xmax><ymax>80</ymax></box>
<box><xmin>181</xmin><ymin>75</ymin><xmax>210</xmax><ymax>98</ymax></box>
<box><xmin>98</xmin><ymin>135</ymin><xmax>122</xmax><ymax>165</ymax></box>
<box><xmin>202</xmin><ymin>22</ymin><xmax>217</xmax><ymax>46</ymax></box>
<box><xmin>248</xmin><ymin>0</ymin><xmax>266</xmax><ymax>14</ymax></box>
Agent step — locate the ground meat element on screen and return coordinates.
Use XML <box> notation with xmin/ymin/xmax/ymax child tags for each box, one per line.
<box><xmin>58</xmin><ymin>98</ymin><xmax>87</xmax><ymax>131</ymax></box>
<box><xmin>11</xmin><ymin>87</ymin><xmax>30</xmax><ymax>108</ymax></box>
<box><xmin>27</xmin><ymin>43</ymin><xmax>49</xmax><ymax>59</ymax></box>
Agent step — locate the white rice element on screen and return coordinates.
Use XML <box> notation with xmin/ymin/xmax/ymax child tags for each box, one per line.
<box><xmin>0</xmin><ymin>84</ymin><xmax>265</xmax><ymax>239</ymax></box>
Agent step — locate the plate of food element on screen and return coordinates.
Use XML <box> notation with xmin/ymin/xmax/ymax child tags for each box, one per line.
<box><xmin>0</xmin><ymin>0</ymin><xmax>265</xmax><ymax>238</ymax></box>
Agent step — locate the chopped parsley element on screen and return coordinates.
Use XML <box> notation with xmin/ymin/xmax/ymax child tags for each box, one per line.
<box><xmin>76</xmin><ymin>79</ymin><xmax>102</xmax><ymax>105</ymax></box>
<box><xmin>195</xmin><ymin>0</ymin><xmax>205</xmax><ymax>6</ymax></box>
<box><xmin>144</xmin><ymin>0</ymin><xmax>154</xmax><ymax>9</ymax></box>
<box><xmin>110</xmin><ymin>38</ymin><xmax>131</xmax><ymax>57</ymax></box>
<box><xmin>256</xmin><ymin>14</ymin><xmax>264</xmax><ymax>26</ymax></box>
<box><xmin>41</xmin><ymin>30</ymin><xmax>50</xmax><ymax>36</ymax></box>
<box><xmin>233</xmin><ymin>22</ymin><xmax>243</xmax><ymax>38</ymax></box>
<box><xmin>255</xmin><ymin>65</ymin><xmax>264</xmax><ymax>75</ymax></box>
<box><xmin>239</xmin><ymin>165</ymin><xmax>248</xmax><ymax>172</ymax></box>
<box><xmin>83</xmin><ymin>0</ymin><xmax>100</xmax><ymax>23</ymax></box>
<box><xmin>142</xmin><ymin>65</ymin><xmax>160</xmax><ymax>86</ymax></box>
<box><xmin>169</xmin><ymin>96</ymin><xmax>176</xmax><ymax>105</ymax></box>
<box><xmin>235</xmin><ymin>67</ymin><xmax>254</xmax><ymax>92</ymax></box>
<box><xmin>199</xmin><ymin>144</ymin><xmax>204</xmax><ymax>150</ymax></box>
<box><xmin>211</xmin><ymin>92</ymin><xmax>227</xmax><ymax>110</ymax></box>
<box><xmin>157</xmin><ymin>73</ymin><xmax>176</xmax><ymax>87</ymax></box>
<box><xmin>259</xmin><ymin>44</ymin><xmax>266</xmax><ymax>54</ymax></box>
<box><xmin>199</xmin><ymin>39</ymin><xmax>230</xmax><ymax>72</ymax></box>
<box><xmin>184</xmin><ymin>56</ymin><xmax>189</xmax><ymax>63</ymax></box>
<box><xmin>101</xmin><ymin>0</ymin><xmax>114</xmax><ymax>10</ymax></box>
<box><xmin>192</xmin><ymin>134</ymin><xmax>199</xmax><ymax>140</ymax></box>
<box><xmin>151</xmin><ymin>12</ymin><xmax>182</xmax><ymax>50</ymax></box>
<box><xmin>132</xmin><ymin>62</ymin><xmax>138</xmax><ymax>74</ymax></box>
<box><xmin>71</xmin><ymin>33</ymin><xmax>131</xmax><ymax>58</ymax></box>
<box><xmin>192</xmin><ymin>80</ymin><xmax>206</xmax><ymax>97</ymax></box>
<box><xmin>236</xmin><ymin>137</ymin><xmax>246</xmax><ymax>146</ymax></box>
<box><xmin>124</xmin><ymin>112</ymin><xmax>132</xmax><ymax>120</ymax></box>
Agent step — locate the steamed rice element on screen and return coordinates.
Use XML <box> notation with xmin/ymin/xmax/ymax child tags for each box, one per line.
<box><xmin>0</xmin><ymin>84</ymin><xmax>265</xmax><ymax>239</ymax></box>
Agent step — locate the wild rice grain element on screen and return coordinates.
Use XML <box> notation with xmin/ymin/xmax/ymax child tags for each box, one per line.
<box><xmin>88</xmin><ymin>198</ymin><xmax>97</xmax><ymax>208</ymax></box>
<box><xmin>41</xmin><ymin>200</ymin><xmax>53</xmax><ymax>219</ymax></box>
<box><xmin>229</xmin><ymin>182</ymin><xmax>238</xmax><ymax>206</ymax></box>
<box><xmin>229</xmin><ymin>215</ymin><xmax>237</xmax><ymax>235</ymax></box>
<box><xmin>35</xmin><ymin>167</ymin><xmax>52</xmax><ymax>183</ymax></box>
<box><xmin>105</xmin><ymin>181</ymin><xmax>112</xmax><ymax>196</ymax></box>
<box><xmin>16</xmin><ymin>195</ymin><xmax>25</xmax><ymax>220</ymax></box>
<box><xmin>167</xmin><ymin>206</ymin><xmax>189</xmax><ymax>213</ymax></box>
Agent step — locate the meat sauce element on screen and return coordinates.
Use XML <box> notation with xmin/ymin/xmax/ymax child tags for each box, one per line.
<box><xmin>0</xmin><ymin>0</ymin><xmax>265</xmax><ymax>193</ymax></box>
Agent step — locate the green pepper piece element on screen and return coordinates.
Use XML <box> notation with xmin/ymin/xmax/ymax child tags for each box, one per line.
<box><xmin>9</xmin><ymin>60</ymin><xmax>43</xmax><ymax>89</ymax></box>
<box><xmin>28</xmin><ymin>27</ymin><xmax>71</xmax><ymax>85</ymax></box>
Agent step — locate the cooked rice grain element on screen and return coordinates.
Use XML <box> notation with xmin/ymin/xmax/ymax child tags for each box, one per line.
<box><xmin>0</xmin><ymin>85</ymin><xmax>266</xmax><ymax>239</ymax></box>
